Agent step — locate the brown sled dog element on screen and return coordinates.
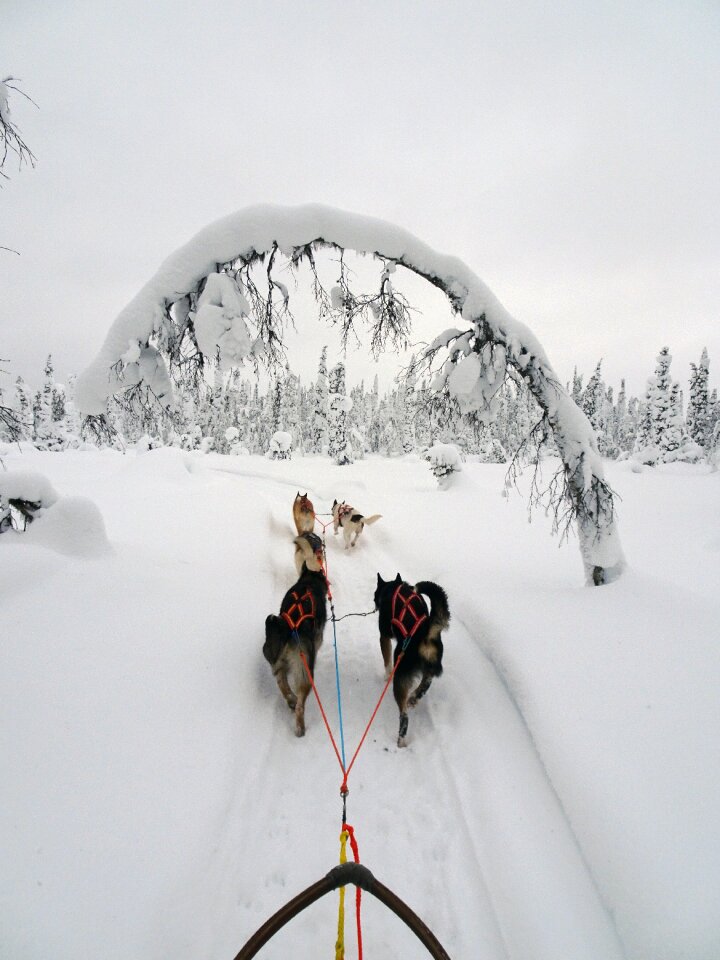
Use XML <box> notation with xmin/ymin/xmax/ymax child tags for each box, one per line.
<box><xmin>263</xmin><ymin>564</ymin><xmax>328</xmax><ymax>737</ymax></box>
<box><xmin>293</xmin><ymin>492</ymin><xmax>316</xmax><ymax>536</ymax></box>
<box><xmin>374</xmin><ymin>573</ymin><xmax>450</xmax><ymax>747</ymax></box>
<box><xmin>332</xmin><ymin>499</ymin><xmax>382</xmax><ymax>549</ymax></box>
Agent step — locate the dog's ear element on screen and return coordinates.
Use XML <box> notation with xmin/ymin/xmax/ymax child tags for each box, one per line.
<box><xmin>395</xmin><ymin>572</ymin><xmax>402</xmax><ymax>583</ymax></box>
<box><xmin>376</xmin><ymin>572</ymin><xmax>383</xmax><ymax>585</ymax></box>
<box><xmin>333</xmin><ymin>499</ymin><xmax>337</xmax><ymax>507</ymax></box>
<box><xmin>295</xmin><ymin>491</ymin><xmax>300</xmax><ymax>499</ymax></box>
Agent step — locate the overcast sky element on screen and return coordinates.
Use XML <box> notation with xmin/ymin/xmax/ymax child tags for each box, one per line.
<box><xmin>2</xmin><ymin>0</ymin><xmax>718</xmax><ymax>399</ymax></box>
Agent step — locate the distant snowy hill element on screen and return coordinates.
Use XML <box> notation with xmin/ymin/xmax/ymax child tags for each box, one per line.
<box><xmin>2</xmin><ymin>448</ymin><xmax>719</xmax><ymax>959</ymax></box>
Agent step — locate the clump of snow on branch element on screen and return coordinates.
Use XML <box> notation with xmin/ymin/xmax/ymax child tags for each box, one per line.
<box><xmin>194</xmin><ymin>273</ymin><xmax>257</xmax><ymax>368</ymax></box>
<box><xmin>119</xmin><ymin>346</ymin><xmax>173</xmax><ymax>406</ymax></box>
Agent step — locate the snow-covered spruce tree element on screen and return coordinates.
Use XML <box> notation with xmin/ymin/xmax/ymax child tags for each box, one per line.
<box><xmin>571</xmin><ymin>367</ymin><xmax>583</xmax><ymax>407</ymax></box>
<box><xmin>662</xmin><ymin>382</ymin><xmax>686</xmax><ymax>460</ymax></box>
<box><xmin>687</xmin><ymin>348</ymin><xmax>712</xmax><ymax>451</ymax></box>
<box><xmin>581</xmin><ymin>360</ymin><xmax>604</xmax><ymax>431</ymax></box>
<box><xmin>75</xmin><ymin>205</ymin><xmax>624</xmax><ymax>583</ymax></box>
<box><xmin>602</xmin><ymin>385</ymin><xmax>619</xmax><ymax>459</ymax></box>
<box><xmin>653</xmin><ymin>347</ymin><xmax>674</xmax><ymax>456</ymax></box>
<box><xmin>367</xmin><ymin>384</ymin><xmax>386</xmax><ymax>453</ymax></box>
<box><xmin>634</xmin><ymin>383</ymin><xmax>656</xmax><ymax>462</ymax></box>
<box><xmin>400</xmin><ymin>372</ymin><xmax>417</xmax><ymax>454</ymax></box>
<box><xmin>14</xmin><ymin>375</ymin><xmax>29</xmax><ymax>430</ymax></box>
<box><xmin>310</xmin><ymin>346</ymin><xmax>329</xmax><ymax>454</ymax></box>
<box><xmin>580</xmin><ymin>360</ymin><xmax>613</xmax><ymax>458</ymax></box>
<box><xmin>328</xmin><ymin>361</ymin><xmax>353</xmax><ymax>465</ymax></box>
<box><xmin>348</xmin><ymin>381</ymin><xmax>368</xmax><ymax>458</ymax></box>
<box><xmin>270</xmin><ymin>376</ymin><xmax>282</xmax><ymax>434</ymax></box>
<box><xmin>634</xmin><ymin>349</ymin><xmax>671</xmax><ymax>464</ymax></box>
<box><xmin>281</xmin><ymin>366</ymin><xmax>301</xmax><ymax>451</ymax></box>
<box><xmin>31</xmin><ymin>354</ymin><xmax>65</xmax><ymax>450</ymax></box>
<box><xmin>1</xmin><ymin>359</ymin><xmax>23</xmax><ymax>444</ymax></box>
<box><xmin>615</xmin><ymin>379</ymin><xmax>636</xmax><ymax>455</ymax></box>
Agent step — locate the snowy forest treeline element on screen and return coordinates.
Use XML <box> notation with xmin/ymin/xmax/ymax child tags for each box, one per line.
<box><xmin>2</xmin><ymin>344</ymin><xmax>719</xmax><ymax>467</ymax></box>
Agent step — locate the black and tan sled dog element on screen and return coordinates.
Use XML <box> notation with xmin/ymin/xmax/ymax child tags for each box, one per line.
<box><xmin>374</xmin><ymin>573</ymin><xmax>450</xmax><ymax>747</ymax></box>
<box><xmin>264</xmin><ymin>564</ymin><xmax>328</xmax><ymax>737</ymax></box>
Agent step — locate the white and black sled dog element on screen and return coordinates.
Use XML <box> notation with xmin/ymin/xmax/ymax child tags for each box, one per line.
<box><xmin>332</xmin><ymin>499</ymin><xmax>382</xmax><ymax>549</ymax></box>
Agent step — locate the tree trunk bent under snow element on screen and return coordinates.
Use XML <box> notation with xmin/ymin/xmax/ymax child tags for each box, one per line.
<box><xmin>75</xmin><ymin>203</ymin><xmax>625</xmax><ymax>585</ymax></box>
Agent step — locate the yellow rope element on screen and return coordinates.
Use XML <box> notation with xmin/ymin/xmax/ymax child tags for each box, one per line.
<box><xmin>335</xmin><ymin>830</ymin><xmax>349</xmax><ymax>960</ymax></box>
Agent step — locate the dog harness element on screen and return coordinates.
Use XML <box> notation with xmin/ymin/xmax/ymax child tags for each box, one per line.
<box><xmin>391</xmin><ymin>583</ymin><xmax>428</xmax><ymax>640</ymax></box>
<box><xmin>302</xmin><ymin>532</ymin><xmax>324</xmax><ymax>564</ymax></box>
<box><xmin>337</xmin><ymin>504</ymin><xmax>354</xmax><ymax>524</ymax></box>
<box><xmin>281</xmin><ymin>589</ymin><xmax>316</xmax><ymax>631</ymax></box>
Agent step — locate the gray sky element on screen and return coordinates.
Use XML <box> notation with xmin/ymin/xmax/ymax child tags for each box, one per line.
<box><xmin>2</xmin><ymin>0</ymin><xmax>719</xmax><ymax>399</ymax></box>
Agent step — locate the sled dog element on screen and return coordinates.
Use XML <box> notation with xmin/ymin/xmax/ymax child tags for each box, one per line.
<box><xmin>293</xmin><ymin>492</ymin><xmax>316</xmax><ymax>536</ymax></box>
<box><xmin>332</xmin><ymin>499</ymin><xmax>382</xmax><ymax>549</ymax></box>
<box><xmin>263</xmin><ymin>565</ymin><xmax>328</xmax><ymax>737</ymax></box>
<box><xmin>293</xmin><ymin>531</ymin><xmax>324</xmax><ymax>576</ymax></box>
<box><xmin>373</xmin><ymin>573</ymin><xmax>450</xmax><ymax>747</ymax></box>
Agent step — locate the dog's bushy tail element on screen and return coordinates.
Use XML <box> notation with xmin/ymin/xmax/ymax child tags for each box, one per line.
<box><xmin>362</xmin><ymin>514</ymin><xmax>382</xmax><ymax>525</ymax></box>
<box><xmin>263</xmin><ymin>614</ymin><xmax>289</xmax><ymax>666</ymax></box>
<box><xmin>415</xmin><ymin>581</ymin><xmax>450</xmax><ymax>638</ymax></box>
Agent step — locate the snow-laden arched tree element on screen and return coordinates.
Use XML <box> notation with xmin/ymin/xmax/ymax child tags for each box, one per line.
<box><xmin>76</xmin><ymin>204</ymin><xmax>624</xmax><ymax>584</ymax></box>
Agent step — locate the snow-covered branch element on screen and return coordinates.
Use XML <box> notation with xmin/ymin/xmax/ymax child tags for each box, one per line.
<box><xmin>76</xmin><ymin>203</ymin><xmax>625</xmax><ymax>583</ymax></box>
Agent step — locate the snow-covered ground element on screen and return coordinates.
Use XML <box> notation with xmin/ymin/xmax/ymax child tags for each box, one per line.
<box><xmin>2</xmin><ymin>447</ymin><xmax>719</xmax><ymax>960</ymax></box>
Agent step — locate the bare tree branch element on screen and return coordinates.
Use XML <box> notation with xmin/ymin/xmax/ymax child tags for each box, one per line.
<box><xmin>0</xmin><ymin>77</ymin><xmax>37</xmax><ymax>182</ymax></box>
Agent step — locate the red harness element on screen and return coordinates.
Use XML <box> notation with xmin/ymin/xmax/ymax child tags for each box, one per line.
<box><xmin>391</xmin><ymin>583</ymin><xmax>428</xmax><ymax>640</ymax></box>
<box><xmin>337</xmin><ymin>504</ymin><xmax>354</xmax><ymax>524</ymax></box>
<box><xmin>281</xmin><ymin>589</ymin><xmax>316</xmax><ymax>631</ymax></box>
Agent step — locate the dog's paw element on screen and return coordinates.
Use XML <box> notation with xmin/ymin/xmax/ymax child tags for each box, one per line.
<box><xmin>397</xmin><ymin>736</ymin><xmax>407</xmax><ymax>748</ymax></box>
<box><xmin>294</xmin><ymin>724</ymin><xmax>305</xmax><ymax>737</ymax></box>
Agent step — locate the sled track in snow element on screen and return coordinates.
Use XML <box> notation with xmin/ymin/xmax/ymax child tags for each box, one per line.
<box><xmin>211</xmin><ymin>465</ymin><xmax>625</xmax><ymax>958</ymax></box>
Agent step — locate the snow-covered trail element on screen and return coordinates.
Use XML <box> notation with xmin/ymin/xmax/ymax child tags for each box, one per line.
<box><xmin>206</xmin><ymin>462</ymin><xmax>623</xmax><ymax>959</ymax></box>
<box><xmin>196</xmin><ymin>468</ymin><xmax>502</xmax><ymax>958</ymax></box>
<box><xmin>4</xmin><ymin>448</ymin><xmax>718</xmax><ymax>960</ymax></box>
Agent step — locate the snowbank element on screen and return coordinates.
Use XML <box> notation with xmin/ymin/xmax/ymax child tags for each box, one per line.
<box><xmin>23</xmin><ymin>496</ymin><xmax>112</xmax><ymax>558</ymax></box>
<box><xmin>1</xmin><ymin>449</ymin><xmax>718</xmax><ymax>960</ymax></box>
